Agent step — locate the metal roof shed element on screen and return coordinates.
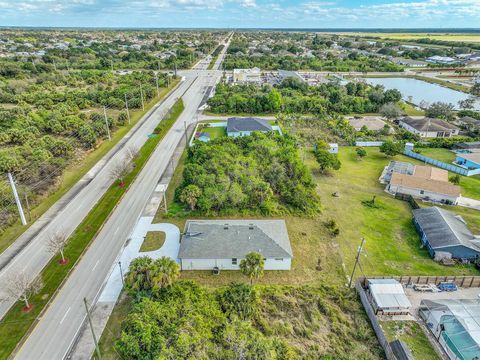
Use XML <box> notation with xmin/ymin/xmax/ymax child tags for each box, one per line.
<box><xmin>368</xmin><ymin>279</ymin><xmax>412</xmax><ymax>315</ymax></box>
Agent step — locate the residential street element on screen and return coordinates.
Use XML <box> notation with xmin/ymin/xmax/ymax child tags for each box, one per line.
<box><xmin>12</xmin><ymin>36</ymin><xmax>230</xmax><ymax>360</ymax></box>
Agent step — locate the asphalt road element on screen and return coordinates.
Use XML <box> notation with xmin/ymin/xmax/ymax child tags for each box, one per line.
<box><xmin>13</xmin><ymin>35</ymin><xmax>231</xmax><ymax>360</ymax></box>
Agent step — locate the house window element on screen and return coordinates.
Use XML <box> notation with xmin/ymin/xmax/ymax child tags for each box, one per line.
<box><xmin>232</xmin><ymin>258</ymin><xmax>237</xmax><ymax>265</ymax></box>
<box><xmin>275</xmin><ymin>258</ymin><xmax>283</xmax><ymax>261</ymax></box>
<box><xmin>420</xmin><ymin>190</ymin><xmax>425</xmax><ymax>195</ymax></box>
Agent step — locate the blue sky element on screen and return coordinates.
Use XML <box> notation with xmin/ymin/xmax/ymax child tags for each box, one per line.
<box><xmin>0</xmin><ymin>0</ymin><xmax>479</xmax><ymax>28</ymax></box>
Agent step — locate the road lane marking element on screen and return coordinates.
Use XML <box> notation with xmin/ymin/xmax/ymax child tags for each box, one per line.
<box><xmin>59</xmin><ymin>307</ymin><xmax>71</xmax><ymax>324</ymax></box>
<box><xmin>92</xmin><ymin>260</ymin><xmax>100</xmax><ymax>271</ymax></box>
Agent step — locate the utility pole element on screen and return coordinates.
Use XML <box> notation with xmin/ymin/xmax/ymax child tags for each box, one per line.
<box><xmin>103</xmin><ymin>106</ymin><xmax>111</xmax><ymax>141</ymax></box>
<box><xmin>349</xmin><ymin>238</ymin><xmax>366</xmax><ymax>288</ymax></box>
<box><xmin>139</xmin><ymin>83</ymin><xmax>145</xmax><ymax>111</ymax></box>
<box><xmin>154</xmin><ymin>74</ymin><xmax>160</xmax><ymax>97</ymax></box>
<box><xmin>84</xmin><ymin>298</ymin><xmax>102</xmax><ymax>360</ymax></box>
<box><xmin>110</xmin><ymin>60</ymin><xmax>114</xmax><ymax>72</ymax></box>
<box><xmin>24</xmin><ymin>193</ymin><xmax>31</xmax><ymax>222</ymax></box>
<box><xmin>124</xmin><ymin>93</ymin><xmax>130</xmax><ymax>124</ymax></box>
<box><xmin>52</xmin><ymin>59</ymin><xmax>57</xmax><ymax>71</ymax></box>
<box><xmin>7</xmin><ymin>172</ymin><xmax>27</xmax><ymax>226</ymax></box>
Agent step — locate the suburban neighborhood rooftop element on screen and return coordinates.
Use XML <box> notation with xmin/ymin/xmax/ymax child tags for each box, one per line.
<box><xmin>399</xmin><ymin>117</ymin><xmax>460</xmax><ymax>132</ymax></box>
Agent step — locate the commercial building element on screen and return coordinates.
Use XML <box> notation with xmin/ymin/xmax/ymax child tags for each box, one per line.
<box><xmin>178</xmin><ymin>220</ymin><xmax>293</xmax><ymax>271</ymax></box>
<box><xmin>233</xmin><ymin>68</ymin><xmax>261</xmax><ymax>84</ymax></box>
<box><xmin>413</xmin><ymin>206</ymin><xmax>480</xmax><ymax>261</ymax></box>
<box><xmin>399</xmin><ymin>117</ymin><xmax>460</xmax><ymax>138</ymax></box>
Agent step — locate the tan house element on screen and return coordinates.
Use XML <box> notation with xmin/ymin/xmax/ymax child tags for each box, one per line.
<box><xmin>398</xmin><ymin>117</ymin><xmax>459</xmax><ymax>138</ymax></box>
<box><xmin>387</xmin><ymin>165</ymin><xmax>460</xmax><ymax>204</ymax></box>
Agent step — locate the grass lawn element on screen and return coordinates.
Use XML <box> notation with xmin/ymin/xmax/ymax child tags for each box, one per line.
<box><xmin>347</xmin><ymin>32</ymin><xmax>480</xmax><ymax>44</ymax></box>
<box><xmin>139</xmin><ymin>231</ymin><xmax>166</xmax><ymax>252</ymax></box>
<box><xmin>310</xmin><ymin>147</ymin><xmax>478</xmax><ymax>277</ymax></box>
<box><xmin>0</xmin><ymin>79</ymin><xmax>180</xmax><ymax>254</ymax></box>
<box><xmin>417</xmin><ymin>147</ymin><xmax>456</xmax><ymax>163</ymax></box>
<box><xmin>399</xmin><ymin>101</ymin><xmax>424</xmax><ymax>116</ymax></box>
<box><xmin>200</xmin><ymin>125</ymin><xmax>226</xmax><ymax>140</ymax></box>
<box><xmin>381</xmin><ymin>321</ymin><xmax>440</xmax><ymax>360</ymax></box>
<box><xmin>0</xmin><ymin>99</ymin><xmax>185</xmax><ymax>360</ymax></box>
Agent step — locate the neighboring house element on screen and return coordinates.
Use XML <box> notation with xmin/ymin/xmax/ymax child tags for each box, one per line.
<box><xmin>398</xmin><ymin>117</ymin><xmax>460</xmax><ymax>138</ymax></box>
<box><xmin>367</xmin><ymin>279</ymin><xmax>411</xmax><ymax>315</ymax></box>
<box><xmin>347</xmin><ymin>116</ymin><xmax>387</xmax><ymax>132</ymax></box>
<box><xmin>455</xmin><ymin>151</ymin><xmax>480</xmax><ymax>170</ymax></box>
<box><xmin>386</xmin><ymin>164</ymin><xmax>461</xmax><ymax>204</ymax></box>
<box><xmin>457</xmin><ymin>116</ymin><xmax>480</xmax><ymax>129</ymax></box>
<box><xmin>227</xmin><ymin>117</ymin><xmax>273</xmax><ymax>137</ymax></box>
<box><xmin>178</xmin><ymin>220</ymin><xmax>293</xmax><ymax>271</ymax></box>
<box><xmin>413</xmin><ymin>207</ymin><xmax>480</xmax><ymax>261</ymax></box>
<box><xmin>233</xmin><ymin>68</ymin><xmax>261</xmax><ymax>84</ymax></box>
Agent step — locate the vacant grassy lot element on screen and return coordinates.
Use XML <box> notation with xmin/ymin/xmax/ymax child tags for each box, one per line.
<box><xmin>199</xmin><ymin>125</ymin><xmax>226</xmax><ymax>140</ymax></box>
<box><xmin>309</xmin><ymin>147</ymin><xmax>478</xmax><ymax>277</ymax></box>
<box><xmin>381</xmin><ymin>321</ymin><xmax>440</xmax><ymax>360</ymax></box>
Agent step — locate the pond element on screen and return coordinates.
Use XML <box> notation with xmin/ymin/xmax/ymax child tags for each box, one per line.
<box><xmin>363</xmin><ymin>77</ymin><xmax>480</xmax><ymax>111</ymax></box>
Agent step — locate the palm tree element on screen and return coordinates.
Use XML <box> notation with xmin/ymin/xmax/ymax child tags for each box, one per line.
<box><xmin>125</xmin><ymin>256</ymin><xmax>154</xmax><ymax>292</ymax></box>
<box><xmin>240</xmin><ymin>252</ymin><xmax>265</xmax><ymax>285</ymax></box>
<box><xmin>152</xmin><ymin>257</ymin><xmax>180</xmax><ymax>290</ymax></box>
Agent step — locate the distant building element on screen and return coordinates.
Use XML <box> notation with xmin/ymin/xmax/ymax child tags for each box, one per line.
<box><xmin>233</xmin><ymin>68</ymin><xmax>261</xmax><ymax>84</ymax></box>
<box><xmin>278</xmin><ymin>69</ymin><xmax>306</xmax><ymax>83</ymax></box>
<box><xmin>226</xmin><ymin>117</ymin><xmax>273</xmax><ymax>137</ymax></box>
<box><xmin>457</xmin><ymin>116</ymin><xmax>480</xmax><ymax>129</ymax></box>
<box><xmin>426</xmin><ymin>56</ymin><xmax>460</xmax><ymax>65</ymax></box>
<box><xmin>366</xmin><ymin>279</ymin><xmax>411</xmax><ymax>315</ymax></box>
<box><xmin>413</xmin><ymin>206</ymin><xmax>480</xmax><ymax>261</ymax></box>
<box><xmin>386</xmin><ymin>164</ymin><xmax>461</xmax><ymax>204</ymax></box>
<box><xmin>398</xmin><ymin>117</ymin><xmax>460</xmax><ymax>138</ymax></box>
<box><xmin>179</xmin><ymin>220</ymin><xmax>293</xmax><ymax>271</ymax></box>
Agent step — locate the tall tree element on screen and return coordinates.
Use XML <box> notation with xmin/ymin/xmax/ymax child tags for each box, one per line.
<box><xmin>152</xmin><ymin>257</ymin><xmax>180</xmax><ymax>290</ymax></box>
<box><xmin>240</xmin><ymin>252</ymin><xmax>265</xmax><ymax>285</ymax></box>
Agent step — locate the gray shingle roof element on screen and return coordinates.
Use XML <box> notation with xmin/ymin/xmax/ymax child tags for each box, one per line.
<box><xmin>399</xmin><ymin>117</ymin><xmax>459</xmax><ymax>132</ymax></box>
<box><xmin>179</xmin><ymin>220</ymin><xmax>292</xmax><ymax>259</ymax></box>
<box><xmin>413</xmin><ymin>207</ymin><xmax>480</xmax><ymax>251</ymax></box>
<box><xmin>227</xmin><ymin>117</ymin><xmax>272</xmax><ymax>133</ymax></box>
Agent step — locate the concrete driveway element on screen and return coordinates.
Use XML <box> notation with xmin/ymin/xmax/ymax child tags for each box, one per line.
<box><xmin>457</xmin><ymin>196</ymin><xmax>480</xmax><ymax>211</ymax></box>
<box><xmin>99</xmin><ymin>217</ymin><xmax>180</xmax><ymax>302</ymax></box>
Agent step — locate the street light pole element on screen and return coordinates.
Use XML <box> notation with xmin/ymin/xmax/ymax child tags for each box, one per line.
<box><xmin>183</xmin><ymin>120</ymin><xmax>188</xmax><ymax>145</ymax></box>
<box><xmin>118</xmin><ymin>261</ymin><xmax>124</xmax><ymax>285</ymax></box>
<box><xmin>349</xmin><ymin>238</ymin><xmax>366</xmax><ymax>288</ymax></box>
<box><xmin>154</xmin><ymin>74</ymin><xmax>160</xmax><ymax>97</ymax></box>
<box><xmin>84</xmin><ymin>297</ymin><xmax>102</xmax><ymax>360</ymax></box>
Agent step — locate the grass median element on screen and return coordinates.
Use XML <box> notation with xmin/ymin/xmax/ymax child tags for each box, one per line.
<box><xmin>0</xmin><ymin>78</ymin><xmax>180</xmax><ymax>254</ymax></box>
<box><xmin>0</xmin><ymin>99</ymin><xmax>185</xmax><ymax>360</ymax></box>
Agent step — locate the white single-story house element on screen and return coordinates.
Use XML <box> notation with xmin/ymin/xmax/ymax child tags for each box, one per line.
<box><xmin>227</xmin><ymin>117</ymin><xmax>273</xmax><ymax>137</ymax></box>
<box><xmin>178</xmin><ymin>220</ymin><xmax>293</xmax><ymax>271</ymax></box>
<box><xmin>398</xmin><ymin>117</ymin><xmax>459</xmax><ymax>138</ymax></box>
<box><xmin>387</xmin><ymin>165</ymin><xmax>461</xmax><ymax>204</ymax></box>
